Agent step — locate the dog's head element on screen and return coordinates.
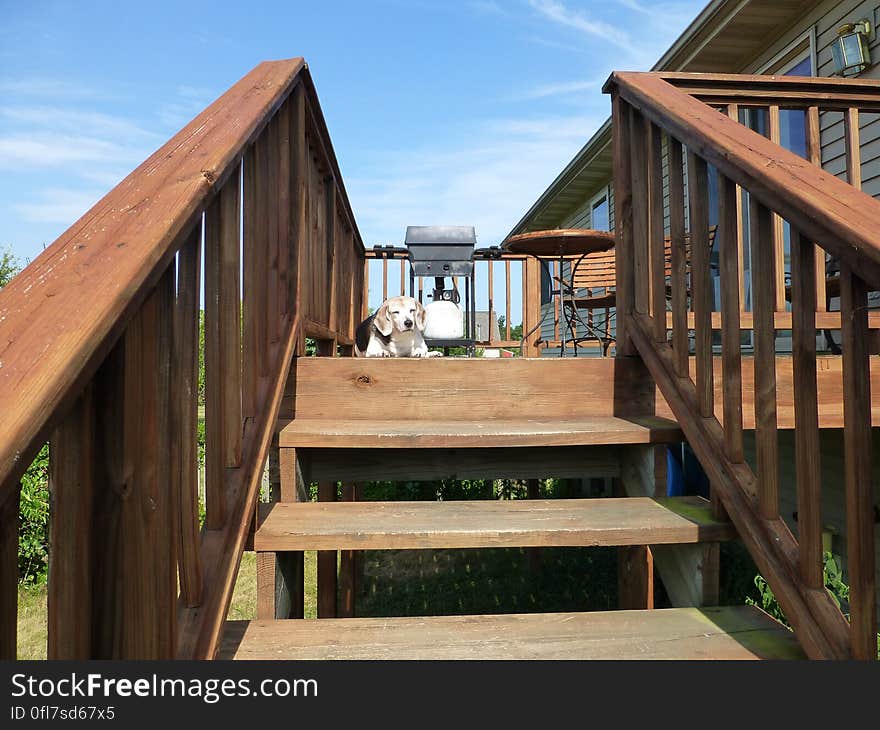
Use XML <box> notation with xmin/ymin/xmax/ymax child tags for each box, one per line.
<box><xmin>374</xmin><ymin>295</ymin><xmax>426</xmax><ymax>336</ymax></box>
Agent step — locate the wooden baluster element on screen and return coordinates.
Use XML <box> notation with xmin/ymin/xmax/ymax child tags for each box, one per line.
<box><xmin>629</xmin><ymin>109</ymin><xmax>649</xmax><ymax>315</ymax></box>
<box><xmin>173</xmin><ymin>229</ymin><xmax>204</xmax><ymax>607</ymax></box>
<box><xmin>363</xmin><ymin>257</ymin><xmax>370</xmax><ymax>314</ymax></box>
<box><xmin>522</xmin><ymin>262</ymin><xmax>528</xmax><ymax>349</ymax></box>
<box><xmin>649</xmin><ymin>123</ymin><xmax>665</xmax><ymax>343</ymax></box>
<box><xmin>718</xmin><ymin>173</ymin><xmax>743</xmax><ymax>464</ymax></box>
<box><xmin>846</xmin><ymin>107</ymin><xmax>862</xmax><ymax>192</ymax></box>
<box><xmin>48</xmin><ymin>389</ymin><xmax>93</xmax><ymax>659</ymax></box>
<box><xmin>243</xmin><ymin>150</ymin><xmax>258</xmax><ymax>416</ymax></box>
<box><xmin>506</xmin><ymin>261</ymin><xmax>511</xmax><ymax>341</ymax></box>
<box><xmin>726</xmin><ymin>104</ymin><xmax>746</xmax><ymax>313</ymax></box>
<box><xmin>205</xmin><ymin>173</ymin><xmax>243</xmax><ymax>529</ymax></box>
<box><xmin>488</xmin><ymin>259</ymin><xmax>494</xmax><ymax>344</ymax></box>
<box><xmin>266</xmin><ymin>113</ymin><xmax>281</xmax><ymax>344</ymax></box>
<box><xmin>840</xmin><ymin>264</ymin><xmax>877</xmax><ymax>659</ymax></box>
<box><xmin>290</xmin><ymin>83</ymin><xmax>307</xmax><ymax>320</ymax></box>
<box><xmin>687</xmin><ymin>152</ymin><xmax>713</xmax><ymax>419</ymax></box>
<box><xmin>768</xmin><ymin>105</ymin><xmax>786</xmax><ymax>312</ymax></box>
<box><xmin>790</xmin><ymin>230</ymin><xmax>823</xmax><ymax>592</ymax></box>
<box><xmin>841</xmin><ymin>105</ymin><xmax>876</xmax><ymax>659</ymax></box>
<box><xmin>749</xmin><ymin>197</ymin><xmax>778</xmax><ymax>520</ymax></box>
<box><xmin>0</xmin><ymin>481</ymin><xmax>20</xmax><ymax>658</ymax></box>
<box><xmin>612</xmin><ymin>93</ymin><xmax>634</xmax><ymax>355</ymax></box>
<box><xmin>325</xmin><ymin>180</ymin><xmax>337</xmax><ymax>332</ymax></box>
<box><xmin>277</xmin><ymin>100</ymin><xmax>291</xmax><ymax>319</ymax></box>
<box><xmin>90</xmin><ymin>270</ymin><xmax>175</xmax><ymax>658</ymax></box>
<box><xmin>553</xmin><ymin>259</ymin><xmax>560</xmax><ymax>343</ymax></box>
<box><xmin>244</xmin><ymin>130</ymin><xmax>271</xmax><ymax>390</ymax></box>
<box><xmin>805</xmin><ymin>106</ymin><xmax>826</xmax><ymax>312</ymax></box>
<box><xmin>668</xmin><ymin>138</ymin><xmax>688</xmax><ymax>376</ymax></box>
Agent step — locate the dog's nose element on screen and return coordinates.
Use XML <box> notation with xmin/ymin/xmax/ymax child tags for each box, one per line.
<box><xmin>404</xmin><ymin>319</ymin><xmax>413</xmax><ymax>328</ymax></box>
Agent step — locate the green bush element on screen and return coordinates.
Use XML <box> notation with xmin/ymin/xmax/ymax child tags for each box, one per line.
<box><xmin>18</xmin><ymin>445</ymin><xmax>50</xmax><ymax>586</ymax></box>
<box><xmin>746</xmin><ymin>551</ymin><xmax>880</xmax><ymax>657</ymax></box>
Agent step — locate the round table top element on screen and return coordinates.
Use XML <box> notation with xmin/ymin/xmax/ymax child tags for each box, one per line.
<box><xmin>502</xmin><ymin>228</ymin><xmax>615</xmax><ymax>257</ymax></box>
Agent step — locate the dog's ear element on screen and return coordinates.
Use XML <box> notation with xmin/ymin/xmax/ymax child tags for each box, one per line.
<box><xmin>374</xmin><ymin>302</ymin><xmax>393</xmax><ymax>336</ymax></box>
<box><xmin>415</xmin><ymin>300</ymin><xmax>427</xmax><ymax>331</ymax></box>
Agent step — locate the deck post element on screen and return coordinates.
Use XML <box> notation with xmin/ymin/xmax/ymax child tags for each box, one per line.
<box><xmin>317</xmin><ymin>480</ymin><xmax>338</xmax><ymax>618</ymax></box>
<box><xmin>612</xmin><ymin>93</ymin><xmax>634</xmax><ymax>356</ymax></box>
<box><xmin>618</xmin><ymin>445</ymin><xmax>720</xmax><ymax>607</ymax></box>
<box><xmin>339</xmin><ymin>481</ymin><xmax>358</xmax><ymax>617</ymax></box>
<box><xmin>521</xmin><ymin>257</ymin><xmax>542</xmax><ymax>357</ymax></box>
<box><xmin>259</xmin><ymin>442</ymin><xmax>307</xmax><ymax>619</ymax></box>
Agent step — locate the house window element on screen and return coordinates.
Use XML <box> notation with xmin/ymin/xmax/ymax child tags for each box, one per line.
<box><xmin>590</xmin><ymin>189</ymin><xmax>609</xmax><ymax>232</ymax></box>
<box><xmin>739</xmin><ymin>39</ymin><xmax>814</xmax><ymax>350</ymax></box>
<box><xmin>540</xmin><ymin>262</ymin><xmax>552</xmax><ymax>305</ymax></box>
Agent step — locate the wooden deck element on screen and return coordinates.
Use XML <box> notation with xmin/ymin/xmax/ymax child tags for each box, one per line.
<box><xmin>220</xmin><ymin>606</ymin><xmax>804</xmax><ymax>660</ymax></box>
<box><xmin>254</xmin><ymin>496</ymin><xmax>734</xmax><ymax>551</ymax></box>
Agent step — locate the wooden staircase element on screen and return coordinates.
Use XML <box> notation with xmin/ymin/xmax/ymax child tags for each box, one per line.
<box><xmin>8</xmin><ymin>62</ymin><xmax>878</xmax><ymax>662</ymax></box>
<box><xmin>221</xmin><ymin>356</ymin><xmax>804</xmax><ymax>660</ymax></box>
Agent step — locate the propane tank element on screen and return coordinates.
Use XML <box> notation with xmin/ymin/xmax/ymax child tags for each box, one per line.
<box><xmin>423</xmin><ymin>300</ymin><xmax>463</xmax><ymax>339</ymax></box>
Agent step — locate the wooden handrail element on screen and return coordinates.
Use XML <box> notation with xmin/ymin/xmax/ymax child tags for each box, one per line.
<box><xmin>608</xmin><ymin>72</ymin><xmax>880</xmax><ymax>289</ymax></box>
<box><xmin>651</xmin><ymin>71</ymin><xmax>880</xmax><ymax>111</ymax></box>
<box><xmin>0</xmin><ymin>59</ymin><xmax>290</xmax><ymax>499</ymax></box>
<box><xmin>607</xmin><ymin>71</ymin><xmax>877</xmax><ymax>659</ymax></box>
<box><xmin>1</xmin><ymin>58</ymin><xmax>367</xmax><ymax>659</ymax></box>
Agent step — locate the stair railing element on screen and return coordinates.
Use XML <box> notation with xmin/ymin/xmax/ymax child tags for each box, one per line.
<box><xmin>0</xmin><ymin>58</ymin><xmax>365</xmax><ymax>659</ymax></box>
<box><xmin>605</xmin><ymin>71</ymin><xmax>879</xmax><ymax>659</ymax></box>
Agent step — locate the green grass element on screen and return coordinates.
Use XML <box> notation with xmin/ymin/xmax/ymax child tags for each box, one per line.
<box><xmin>17</xmin><ymin>584</ymin><xmax>47</xmax><ymax>660</ymax></box>
<box><xmin>14</xmin><ymin>551</ymin><xmax>320</xmax><ymax>658</ymax></box>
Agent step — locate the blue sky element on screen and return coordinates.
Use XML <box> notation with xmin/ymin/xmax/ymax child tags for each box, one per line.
<box><xmin>1</xmin><ymin>0</ymin><xmax>705</xmax><ymax>314</ymax></box>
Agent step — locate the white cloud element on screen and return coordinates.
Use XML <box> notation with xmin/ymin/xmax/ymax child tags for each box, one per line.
<box><xmin>14</xmin><ymin>188</ymin><xmax>103</xmax><ymax>224</ymax></box>
<box><xmin>515</xmin><ymin>77</ymin><xmax>603</xmax><ymax>100</ymax></box>
<box><xmin>614</xmin><ymin>0</ymin><xmax>700</xmax><ymax>35</ymax></box>
<box><xmin>0</xmin><ymin>106</ymin><xmax>162</xmax><ymax>143</ymax></box>
<box><xmin>156</xmin><ymin>85</ymin><xmax>217</xmax><ymax>131</ymax></box>
<box><xmin>527</xmin><ymin>0</ymin><xmax>702</xmax><ymax>68</ymax></box>
<box><xmin>0</xmin><ymin>133</ymin><xmax>137</xmax><ymax>167</ymax></box>
<box><xmin>347</xmin><ymin>111</ymin><xmax>604</xmax><ymax>249</ymax></box>
<box><xmin>528</xmin><ymin>0</ymin><xmax>632</xmax><ymax>51</ymax></box>
<box><xmin>471</xmin><ymin>0</ymin><xmax>506</xmax><ymax>15</ymax></box>
<box><xmin>0</xmin><ymin>78</ymin><xmax>107</xmax><ymax>99</ymax></box>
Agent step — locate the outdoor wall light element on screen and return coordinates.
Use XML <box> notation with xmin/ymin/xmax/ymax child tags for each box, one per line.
<box><xmin>832</xmin><ymin>19</ymin><xmax>871</xmax><ymax>77</ymax></box>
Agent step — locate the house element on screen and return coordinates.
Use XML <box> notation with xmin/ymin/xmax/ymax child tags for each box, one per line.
<box><xmin>509</xmin><ymin>0</ymin><xmax>880</xmax><ymax>621</ymax></box>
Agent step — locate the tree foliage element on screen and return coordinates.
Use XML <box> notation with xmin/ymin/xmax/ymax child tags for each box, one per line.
<box><xmin>1</xmin><ymin>245</ymin><xmax>21</xmax><ymax>288</ymax></box>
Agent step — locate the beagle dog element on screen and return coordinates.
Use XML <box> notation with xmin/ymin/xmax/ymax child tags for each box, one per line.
<box><xmin>355</xmin><ymin>295</ymin><xmax>442</xmax><ymax>357</ymax></box>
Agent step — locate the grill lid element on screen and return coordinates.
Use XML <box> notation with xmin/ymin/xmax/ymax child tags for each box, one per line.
<box><xmin>404</xmin><ymin>225</ymin><xmax>476</xmax><ymax>250</ymax></box>
<box><xmin>404</xmin><ymin>226</ymin><xmax>476</xmax><ymax>276</ymax></box>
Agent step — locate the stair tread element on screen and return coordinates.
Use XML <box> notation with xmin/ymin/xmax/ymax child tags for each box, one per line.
<box><xmin>254</xmin><ymin>496</ymin><xmax>735</xmax><ymax>551</ymax></box>
<box><xmin>278</xmin><ymin>415</ymin><xmax>683</xmax><ymax>448</ymax></box>
<box><xmin>220</xmin><ymin>606</ymin><xmax>804</xmax><ymax>660</ymax></box>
